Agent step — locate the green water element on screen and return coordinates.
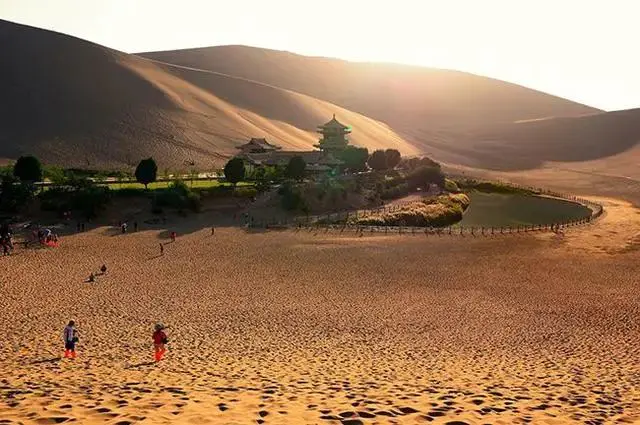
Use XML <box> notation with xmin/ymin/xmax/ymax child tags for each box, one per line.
<box><xmin>458</xmin><ymin>192</ymin><xmax>592</xmax><ymax>227</ymax></box>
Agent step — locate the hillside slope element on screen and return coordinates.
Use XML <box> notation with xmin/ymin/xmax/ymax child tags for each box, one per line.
<box><xmin>2</xmin><ymin>19</ymin><xmax>639</xmax><ymax>189</ymax></box>
<box><xmin>139</xmin><ymin>45</ymin><xmax>600</xmax><ymax>133</ymax></box>
<box><xmin>0</xmin><ymin>20</ymin><xmax>417</xmax><ymax>169</ymax></box>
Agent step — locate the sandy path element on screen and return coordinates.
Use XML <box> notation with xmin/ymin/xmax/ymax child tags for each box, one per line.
<box><xmin>1</xmin><ymin>213</ymin><xmax>640</xmax><ymax>424</ymax></box>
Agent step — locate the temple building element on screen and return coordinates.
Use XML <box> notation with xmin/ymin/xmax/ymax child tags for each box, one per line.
<box><xmin>234</xmin><ymin>115</ymin><xmax>351</xmax><ymax>174</ymax></box>
<box><xmin>236</xmin><ymin>138</ymin><xmax>282</xmax><ymax>154</ymax></box>
<box><xmin>314</xmin><ymin>114</ymin><xmax>351</xmax><ymax>154</ymax></box>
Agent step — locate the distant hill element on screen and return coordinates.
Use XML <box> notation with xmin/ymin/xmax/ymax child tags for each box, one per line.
<box><xmin>139</xmin><ymin>45</ymin><xmax>599</xmax><ymax>134</ymax></box>
<box><xmin>0</xmin><ymin>20</ymin><xmax>417</xmax><ymax>169</ymax></box>
<box><xmin>2</xmin><ymin>19</ymin><xmax>639</xmax><ymax>192</ymax></box>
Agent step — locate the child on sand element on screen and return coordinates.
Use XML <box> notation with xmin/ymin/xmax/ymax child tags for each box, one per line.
<box><xmin>152</xmin><ymin>324</ymin><xmax>168</xmax><ymax>362</ymax></box>
<box><xmin>63</xmin><ymin>321</ymin><xmax>78</xmax><ymax>359</ymax></box>
<box><xmin>170</xmin><ymin>231</ymin><xmax>176</xmax><ymax>242</ymax></box>
<box><xmin>159</xmin><ymin>243</ymin><xmax>164</xmax><ymax>256</ymax></box>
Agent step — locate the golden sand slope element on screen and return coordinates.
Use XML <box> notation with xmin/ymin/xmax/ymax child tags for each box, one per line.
<box><xmin>4</xmin><ymin>19</ymin><xmax>640</xmax><ymax>180</ymax></box>
<box><xmin>0</xmin><ymin>19</ymin><xmax>417</xmax><ymax>169</ymax></box>
<box><xmin>139</xmin><ymin>45</ymin><xmax>598</xmax><ymax>130</ymax></box>
<box><xmin>1</xmin><ymin>207</ymin><xmax>640</xmax><ymax>424</ymax></box>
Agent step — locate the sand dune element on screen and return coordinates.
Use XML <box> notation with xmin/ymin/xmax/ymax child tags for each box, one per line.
<box><xmin>0</xmin><ymin>20</ymin><xmax>417</xmax><ymax>169</ymax></box>
<box><xmin>139</xmin><ymin>45</ymin><xmax>599</xmax><ymax>130</ymax></box>
<box><xmin>2</xmin><ymin>18</ymin><xmax>640</xmax><ymax>193</ymax></box>
<box><xmin>140</xmin><ymin>46</ymin><xmax>640</xmax><ymax>178</ymax></box>
<box><xmin>1</xmin><ymin>210</ymin><xmax>639</xmax><ymax>423</ymax></box>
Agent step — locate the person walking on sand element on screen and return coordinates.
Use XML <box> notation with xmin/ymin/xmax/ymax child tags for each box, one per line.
<box><xmin>211</xmin><ymin>226</ymin><xmax>215</xmax><ymax>236</ymax></box>
<box><xmin>159</xmin><ymin>243</ymin><xmax>164</xmax><ymax>256</ymax></box>
<box><xmin>170</xmin><ymin>231</ymin><xmax>176</xmax><ymax>242</ymax></box>
<box><xmin>152</xmin><ymin>323</ymin><xmax>168</xmax><ymax>362</ymax></box>
<box><xmin>63</xmin><ymin>321</ymin><xmax>79</xmax><ymax>359</ymax></box>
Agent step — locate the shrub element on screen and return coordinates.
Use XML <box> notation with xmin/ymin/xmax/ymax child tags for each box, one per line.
<box><xmin>39</xmin><ymin>182</ymin><xmax>111</xmax><ymax>219</ymax></box>
<box><xmin>339</xmin><ymin>146</ymin><xmax>369</xmax><ymax>172</ymax></box>
<box><xmin>43</xmin><ymin>165</ymin><xmax>67</xmax><ymax>185</ymax></box>
<box><xmin>278</xmin><ymin>182</ymin><xmax>307</xmax><ymax>212</ymax></box>
<box><xmin>234</xmin><ymin>186</ymin><xmax>258</xmax><ymax>199</ymax></box>
<box><xmin>456</xmin><ymin>179</ymin><xmax>535</xmax><ymax>195</ymax></box>
<box><xmin>199</xmin><ymin>185</ymin><xmax>234</xmax><ymax>199</ymax></box>
<box><xmin>151</xmin><ymin>179</ymin><xmax>201</xmax><ymax>213</ymax></box>
<box><xmin>384</xmin><ymin>149</ymin><xmax>402</xmax><ymax>169</ymax></box>
<box><xmin>39</xmin><ymin>187</ymin><xmax>73</xmax><ymax>213</ymax></box>
<box><xmin>367</xmin><ymin>150</ymin><xmax>388</xmax><ymax>171</ymax></box>
<box><xmin>72</xmin><ymin>185</ymin><xmax>111</xmax><ymax>219</ymax></box>
<box><xmin>112</xmin><ymin>187</ymin><xmax>147</xmax><ymax>198</ymax></box>
<box><xmin>444</xmin><ymin>178</ymin><xmax>460</xmax><ymax>193</ymax></box>
<box><xmin>399</xmin><ymin>156</ymin><xmax>441</xmax><ymax>171</ymax></box>
<box><xmin>0</xmin><ymin>173</ymin><xmax>36</xmax><ymax>212</ymax></box>
<box><xmin>351</xmin><ymin>194</ymin><xmax>469</xmax><ymax>227</ymax></box>
<box><xmin>380</xmin><ymin>182</ymin><xmax>410</xmax><ymax>200</ymax></box>
<box><xmin>406</xmin><ymin>166</ymin><xmax>445</xmax><ymax>191</ymax></box>
<box><xmin>285</xmin><ymin>156</ymin><xmax>306</xmax><ymax>181</ymax></box>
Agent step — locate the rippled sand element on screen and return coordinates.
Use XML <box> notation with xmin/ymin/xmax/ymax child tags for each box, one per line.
<box><xmin>1</xmin><ymin>203</ymin><xmax>639</xmax><ymax>424</ymax></box>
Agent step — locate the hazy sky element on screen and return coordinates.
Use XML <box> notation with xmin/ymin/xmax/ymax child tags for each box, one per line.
<box><xmin>2</xmin><ymin>0</ymin><xmax>639</xmax><ymax>111</ymax></box>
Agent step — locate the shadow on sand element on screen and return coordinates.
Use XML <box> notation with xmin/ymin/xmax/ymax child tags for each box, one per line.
<box><xmin>125</xmin><ymin>361</ymin><xmax>156</xmax><ymax>370</ymax></box>
<box><xmin>30</xmin><ymin>356</ymin><xmax>62</xmax><ymax>365</ymax></box>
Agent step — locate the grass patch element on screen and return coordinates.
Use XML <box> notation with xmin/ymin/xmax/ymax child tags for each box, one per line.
<box><xmin>350</xmin><ymin>194</ymin><xmax>470</xmax><ymax>227</ymax></box>
<box><xmin>455</xmin><ymin>179</ymin><xmax>536</xmax><ymax>195</ymax></box>
<box><xmin>103</xmin><ymin>179</ymin><xmax>250</xmax><ymax>190</ymax></box>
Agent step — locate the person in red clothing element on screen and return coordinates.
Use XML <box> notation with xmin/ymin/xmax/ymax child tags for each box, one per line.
<box><xmin>170</xmin><ymin>231</ymin><xmax>177</xmax><ymax>242</ymax></box>
<box><xmin>152</xmin><ymin>323</ymin><xmax>168</xmax><ymax>362</ymax></box>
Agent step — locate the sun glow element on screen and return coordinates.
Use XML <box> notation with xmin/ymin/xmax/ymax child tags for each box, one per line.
<box><xmin>3</xmin><ymin>0</ymin><xmax>639</xmax><ymax>110</ymax></box>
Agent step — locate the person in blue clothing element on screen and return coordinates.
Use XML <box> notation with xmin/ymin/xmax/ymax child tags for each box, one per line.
<box><xmin>63</xmin><ymin>320</ymin><xmax>79</xmax><ymax>359</ymax></box>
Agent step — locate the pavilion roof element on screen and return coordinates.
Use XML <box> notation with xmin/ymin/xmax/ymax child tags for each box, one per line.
<box><xmin>236</xmin><ymin>137</ymin><xmax>281</xmax><ymax>150</ymax></box>
<box><xmin>318</xmin><ymin>114</ymin><xmax>351</xmax><ymax>130</ymax></box>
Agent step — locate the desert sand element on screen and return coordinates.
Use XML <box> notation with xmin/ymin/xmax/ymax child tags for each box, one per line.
<box><xmin>1</xmin><ymin>199</ymin><xmax>640</xmax><ymax>424</ymax></box>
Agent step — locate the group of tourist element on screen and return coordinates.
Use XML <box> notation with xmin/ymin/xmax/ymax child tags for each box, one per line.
<box><xmin>119</xmin><ymin>221</ymin><xmax>139</xmax><ymax>234</ymax></box>
<box><xmin>62</xmin><ymin>321</ymin><xmax>169</xmax><ymax>362</ymax></box>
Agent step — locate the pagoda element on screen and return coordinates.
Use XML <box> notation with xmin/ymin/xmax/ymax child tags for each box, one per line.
<box><xmin>314</xmin><ymin>114</ymin><xmax>351</xmax><ymax>154</ymax></box>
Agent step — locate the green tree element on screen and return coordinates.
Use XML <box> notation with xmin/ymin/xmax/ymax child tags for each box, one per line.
<box><xmin>135</xmin><ymin>158</ymin><xmax>158</xmax><ymax>189</ymax></box>
<box><xmin>367</xmin><ymin>150</ymin><xmax>388</xmax><ymax>171</ymax></box>
<box><xmin>224</xmin><ymin>157</ymin><xmax>245</xmax><ymax>186</ymax></box>
<box><xmin>0</xmin><ymin>172</ymin><xmax>35</xmax><ymax>212</ymax></box>
<box><xmin>13</xmin><ymin>155</ymin><xmax>43</xmax><ymax>182</ymax></box>
<box><xmin>339</xmin><ymin>146</ymin><xmax>369</xmax><ymax>172</ymax></box>
<box><xmin>384</xmin><ymin>149</ymin><xmax>402</xmax><ymax>169</ymax></box>
<box><xmin>407</xmin><ymin>166</ymin><xmax>446</xmax><ymax>191</ymax></box>
<box><xmin>285</xmin><ymin>156</ymin><xmax>306</xmax><ymax>181</ymax></box>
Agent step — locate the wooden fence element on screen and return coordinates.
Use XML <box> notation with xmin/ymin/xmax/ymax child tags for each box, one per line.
<box><xmin>246</xmin><ymin>183</ymin><xmax>604</xmax><ymax>236</ymax></box>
